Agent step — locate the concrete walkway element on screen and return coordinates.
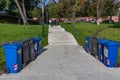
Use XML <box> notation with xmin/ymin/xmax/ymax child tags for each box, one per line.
<box><xmin>0</xmin><ymin>25</ymin><xmax>120</xmax><ymax>80</ymax></box>
<box><xmin>49</xmin><ymin>25</ymin><xmax>78</xmax><ymax>45</ymax></box>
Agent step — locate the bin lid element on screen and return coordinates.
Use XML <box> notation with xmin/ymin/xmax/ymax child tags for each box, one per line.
<box><xmin>85</xmin><ymin>36</ymin><xmax>89</xmax><ymax>40</ymax></box>
<box><xmin>14</xmin><ymin>39</ymin><xmax>31</xmax><ymax>47</ymax></box>
<box><xmin>2</xmin><ymin>43</ymin><xmax>23</xmax><ymax>49</ymax></box>
<box><xmin>106</xmin><ymin>41</ymin><xmax>120</xmax><ymax>46</ymax></box>
<box><xmin>91</xmin><ymin>36</ymin><xmax>99</xmax><ymax>39</ymax></box>
<box><xmin>98</xmin><ymin>39</ymin><xmax>109</xmax><ymax>44</ymax></box>
<box><xmin>33</xmin><ymin>37</ymin><xmax>41</xmax><ymax>42</ymax></box>
<box><xmin>99</xmin><ymin>39</ymin><xmax>120</xmax><ymax>46</ymax></box>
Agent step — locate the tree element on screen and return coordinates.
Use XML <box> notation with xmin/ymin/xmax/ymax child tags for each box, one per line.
<box><xmin>0</xmin><ymin>0</ymin><xmax>42</xmax><ymax>24</ymax></box>
<box><xmin>5</xmin><ymin>0</ymin><xmax>11</xmax><ymax>11</ymax></box>
<box><xmin>76</xmin><ymin>0</ymin><xmax>91</xmax><ymax>17</ymax></box>
<box><xmin>96</xmin><ymin>0</ymin><xmax>108</xmax><ymax>25</ymax></box>
<box><xmin>58</xmin><ymin>0</ymin><xmax>72</xmax><ymax>18</ymax></box>
<box><xmin>70</xmin><ymin>0</ymin><xmax>87</xmax><ymax>26</ymax></box>
<box><xmin>0</xmin><ymin>0</ymin><xmax>6</xmax><ymax>10</ymax></box>
<box><xmin>14</xmin><ymin>0</ymin><xmax>28</xmax><ymax>24</ymax></box>
<box><xmin>117</xmin><ymin>2</ymin><xmax>120</xmax><ymax>23</ymax></box>
<box><xmin>102</xmin><ymin>0</ymin><xmax>117</xmax><ymax>24</ymax></box>
<box><xmin>48</xmin><ymin>2</ymin><xmax>59</xmax><ymax>18</ymax></box>
<box><xmin>58</xmin><ymin>0</ymin><xmax>87</xmax><ymax>17</ymax></box>
<box><xmin>22</xmin><ymin>0</ymin><xmax>27</xmax><ymax>18</ymax></box>
<box><xmin>30</xmin><ymin>8</ymin><xmax>42</xmax><ymax>17</ymax></box>
<box><xmin>14</xmin><ymin>0</ymin><xmax>40</xmax><ymax>24</ymax></box>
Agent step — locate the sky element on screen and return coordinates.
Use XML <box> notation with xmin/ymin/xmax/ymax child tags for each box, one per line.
<box><xmin>45</xmin><ymin>0</ymin><xmax>59</xmax><ymax>5</ymax></box>
<box><xmin>38</xmin><ymin>0</ymin><xmax>58</xmax><ymax>7</ymax></box>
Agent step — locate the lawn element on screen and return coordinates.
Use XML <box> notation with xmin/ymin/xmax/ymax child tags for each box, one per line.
<box><xmin>98</xmin><ymin>27</ymin><xmax>120</xmax><ymax>41</ymax></box>
<box><xmin>0</xmin><ymin>23</ymin><xmax>48</xmax><ymax>71</ymax></box>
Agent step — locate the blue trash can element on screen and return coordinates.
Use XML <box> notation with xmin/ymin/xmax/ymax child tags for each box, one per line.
<box><xmin>98</xmin><ymin>39</ymin><xmax>108</xmax><ymax>62</ymax></box>
<box><xmin>103</xmin><ymin>41</ymin><xmax>119</xmax><ymax>67</ymax></box>
<box><xmin>89</xmin><ymin>36</ymin><xmax>99</xmax><ymax>58</ymax></box>
<box><xmin>29</xmin><ymin>39</ymin><xmax>36</xmax><ymax>61</ymax></box>
<box><xmin>3</xmin><ymin>43</ymin><xmax>23</xmax><ymax>73</ymax></box>
<box><xmin>14</xmin><ymin>39</ymin><xmax>36</xmax><ymax>67</ymax></box>
<box><xmin>85</xmin><ymin>36</ymin><xmax>90</xmax><ymax>53</ymax></box>
<box><xmin>33</xmin><ymin>38</ymin><xmax>41</xmax><ymax>56</ymax></box>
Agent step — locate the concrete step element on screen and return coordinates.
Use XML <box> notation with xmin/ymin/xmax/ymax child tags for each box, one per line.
<box><xmin>48</xmin><ymin>25</ymin><xmax>78</xmax><ymax>45</ymax></box>
<box><xmin>49</xmin><ymin>27</ymin><xmax>65</xmax><ymax>32</ymax></box>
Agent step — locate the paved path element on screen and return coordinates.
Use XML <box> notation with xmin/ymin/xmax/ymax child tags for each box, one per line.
<box><xmin>0</xmin><ymin>25</ymin><xmax>120</xmax><ymax>80</ymax></box>
<box><xmin>49</xmin><ymin>25</ymin><xmax>78</xmax><ymax>45</ymax></box>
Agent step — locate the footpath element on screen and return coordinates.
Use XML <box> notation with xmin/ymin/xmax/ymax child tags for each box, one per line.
<box><xmin>0</xmin><ymin>25</ymin><xmax>120</xmax><ymax>80</ymax></box>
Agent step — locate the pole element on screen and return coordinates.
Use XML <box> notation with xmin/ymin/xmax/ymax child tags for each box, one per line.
<box><xmin>42</xmin><ymin>4</ymin><xmax>44</xmax><ymax>37</ymax></box>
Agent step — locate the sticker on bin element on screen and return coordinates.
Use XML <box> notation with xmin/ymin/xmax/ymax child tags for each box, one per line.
<box><xmin>104</xmin><ymin>46</ymin><xmax>108</xmax><ymax>57</ymax></box>
<box><xmin>35</xmin><ymin>43</ymin><xmax>37</xmax><ymax>50</ymax></box>
<box><xmin>107</xmin><ymin>59</ymin><xmax>110</xmax><ymax>65</ymax></box>
<box><xmin>98</xmin><ymin>44</ymin><xmax>101</xmax><ymax>50</ymax></box>
<box><xmin>14</xmin><ymin>64</ymin><xmax>18</xmax><ymax>71</ymax></box>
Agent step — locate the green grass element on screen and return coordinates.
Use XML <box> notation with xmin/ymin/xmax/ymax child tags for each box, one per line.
<box><xmin>98</xmin><ymin>27</ymin><xmax>120</xmax><ymax>41</ymax></box>
<box><xmin>0</xmin><ymin>23</ymin><xmax>48</xmax><ymax>71</ymax></box>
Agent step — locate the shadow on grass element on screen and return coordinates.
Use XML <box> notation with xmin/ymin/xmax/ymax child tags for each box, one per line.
<box><xmin>107</xmin><ymin>23</ymin><xmax>120</xmax><ymax>28</ymax></box>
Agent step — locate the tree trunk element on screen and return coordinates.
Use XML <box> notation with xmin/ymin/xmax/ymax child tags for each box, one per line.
<box><xmin>18</xmin><ymin>14</ymin><xmax>22</xmax><ymax>24</ymax></box>
<box><xmin>14</xmin><ymin>0</ymin><xmax>28</xmax><ymax>25</ymax></box>
<box><xmin>72</xmin><ymin>6</ymin><xmax>76</xmax><ymax>26</ymax></box>
<box><xmin>22</xmin><ymin>0</ymin><xmax>27</xmax><ymax>18</ymax></box>
<box><xmin>96</xmin><ymin>0</ymin><xmax>100</xmax><ymax>25</ymax></box>
<box><xmin>96</xmin><ymin>19</ymin><xmax>100</xmax><ymax>25</ymax></box>
<box><xmin>72</xmin><ymin>9</ymin><xmax>76</xmax><ymax>27</ymax></box>
<box><xmin>118</xmin><ymin>9</ymin><xmax>120</xmax><ymax>23</ymax></box>
<box><xmin>109</xmin><ymin>13</ymin><xmax>112</xmax><ymax>24</ymax></box>
<box><xmin>109</xmin><ymin>0</ymin><xmax>115</xmax><ymax>24</ymax></box>
<box><xmin>96</xmin><ymin>0</ymin><xmax>107</xmax><ymax>25</ymax></box>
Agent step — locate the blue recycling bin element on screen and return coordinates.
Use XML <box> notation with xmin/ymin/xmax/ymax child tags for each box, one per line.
<box><xmin>85</xmin><ymin>36</ymin><xmax>90</xmax><ymax>53</ymax></box>
<box><xmin>3</xmin><ymin>43</ymin><xmax>23</xmax><ymax>73</ymax></box>
<box><xmin>103</xmin><ymin>41</ymin><xmax>119</xmax><ymax>67</ymax></box>
<box><xmin>33</xmin><ymin>38</ymin><xmax>41</xmax><ymax>56</ymax></box>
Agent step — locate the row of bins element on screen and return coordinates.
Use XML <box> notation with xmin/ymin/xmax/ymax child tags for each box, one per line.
<box><xmin>2</xmin><ymin>38</ymin><xmax>41</xmax><ymax>73</ymax></box>
<box><xmin>85</xmin><ymin>36</ymin><xmax>120</xmax><ymax>67</ymax></box>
